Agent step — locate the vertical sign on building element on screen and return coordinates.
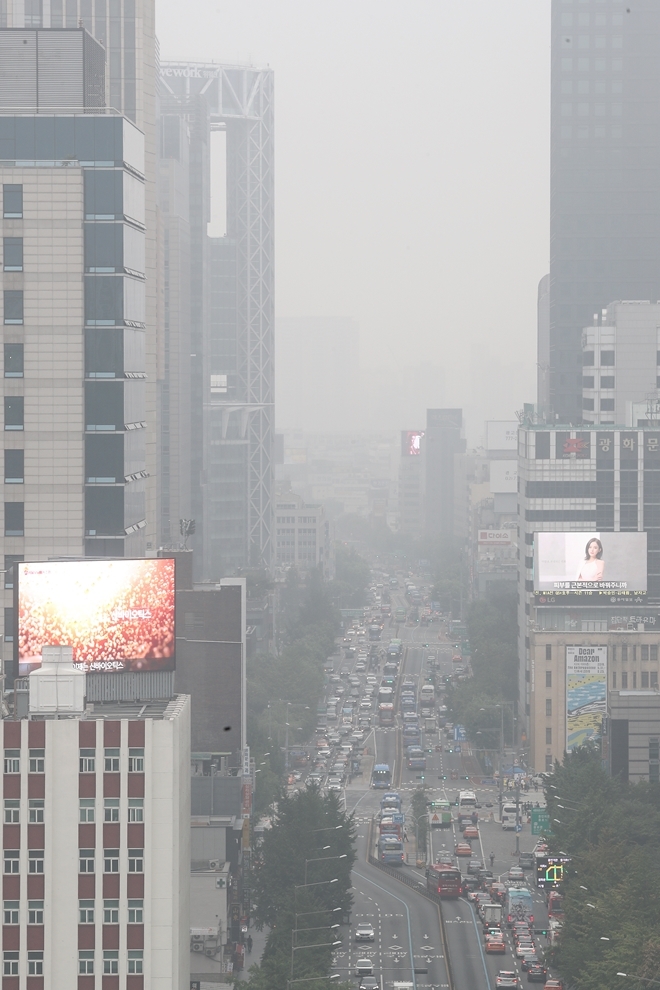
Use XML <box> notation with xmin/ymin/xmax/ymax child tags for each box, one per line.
<box><xmin>566</xmin><ymin>647</ymin><xmax>608</xmax><ymax>752</ymax></box>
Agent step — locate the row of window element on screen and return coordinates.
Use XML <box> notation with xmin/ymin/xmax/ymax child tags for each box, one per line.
<box><xmin>559</xmin><ymin>12</ymin><xmax>626</xmax><ymax>27</ymax></box>
<box><xmin>3</xmin><ymin>747</ymin><xmax>144</xmax><ymax>774</ymax></box>
<box><xmin>4</xmin><ymin>949</ymin><xmax>143</xmax><ymax>976</ymax></box>
<box><xmin>612</xmin><ymin>671</ymin><xmax>659</xmax><ymax>689</ymax></box>
<box><xmin>77</xmin><ymin>898</ymin><xmax>143</xmax><ymax>923</ymax></box>
<box><xmin>560</xmin><ymin>56</ymin><xmax>623</xmax><ymax>72</ymax></box>
<box><xmin>560</xmin><ymin>80</ymin><xmax>622</xmax><ymax>95</ymax></box>
<box><xmin>583</xmin><ymin>350</ymin><xmax>614</xmax><ymax>366</ymax></box>
<box><xmin>3</xmin><ymin>900</ymin><xmax>43</xmax><ymax>924</ymax></box>
<box><xmin>582</xmin><ymin>376</ymin><xmax>614</xmax><ymax>388</ymax></box>
<box><xmin>78</xmin><ymin>849</ymin><xmax>143</xmax><ymax>874</ymax></box>
<box><xmin>4</xmin><ymin>797</ymin><xmax>144</xmax><ymax>824</ymax></box>
<box><xmin>545</xmin><ymin>644</ymin><xmax>660</xmax><ymax>663</ymax></box>
<box><xmin>583</xmin><ymin>397</ymin><xmax>615</xmax><ymax>411</ymax></box>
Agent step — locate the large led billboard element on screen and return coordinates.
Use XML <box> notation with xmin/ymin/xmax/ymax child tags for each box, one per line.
<box><xmin>566</xmin><ymin>646</ymin><xmax>607</xmax><ymax>753</ymax></box>
<box><xmin>534</xmin><ymin>532</ymin><xmax>647</xmax><ymax>600</ymax></box>
<box><xmin>401</xmin><ymin>430</ymin><xmax>424</xmax><ymax>456</ymax></box>
<box><xmin>16</xmin><ymin>558</ymin><xmax>175</xmax><ymax>675</ymax></box>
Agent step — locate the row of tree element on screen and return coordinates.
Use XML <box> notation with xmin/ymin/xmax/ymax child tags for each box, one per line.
<box><xmin>242</xmin><ymin>787</ymin><xmax>356</xmax><ymax>989</ymax></box>
<box><xmin>546</xmin><ymin>748</ymin><xmax>660</xmax><ymax>990</ymax></box>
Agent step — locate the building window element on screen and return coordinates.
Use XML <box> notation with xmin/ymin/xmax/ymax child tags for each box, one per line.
<box><xmin>2</xmin><ymin>609</ymin><xmax>11</xmax><ymax>644</ymax></box>
<box><xmin>4</xmin><ymin>749</ymin><xmax>19</xmax><ymax>774</ymax></box>
<box><xmin>4</xmin><ymin>396</ymin><xmax>23</xmax><ymax>431</ymax></box>
<box><xmin>29</xmin><ymin>748</ymin><xmax>44</xmax><ymax>773</ymax></box>
<box><xmin>128</xmin><ymin>798</ymin><xmax>144</xmax><ymax>822</ymax></box>
<box><xmin>600</xmin><ymin>398</ymin><xmax>615</xmax><ymax>412</ymax></box>
<box><xmin>642</xmin><ymin>645</ymin><xmax>650</xmax><ymax>662</ymax></box>
<box><xmin>601</xmin><ymin>376</ymin><xmax>615</xmax><ymax>388</ymax></box>
<box><xmin>103</xmin><ymin>899</ymin><xmax>119</xmax><ymax>923</ymax></box>
<box><xmin>28</xmin><ymin>900</ymin><xmax>43</xmax><ymax>925</ymax></box>
<box><xmin>79</xmin><ymin>748</ymin><xmax>95</xmax><ymax>773</ymax></box>
<box><xmin>3</xmin><ymin>185</ymin><xmax>23</xmax><ymax>219</ymax></box>
<box><xmin>3</xmin><ymin>851</ymin><xmax>18</xmax><ymax>874</ymax></box>
<box><xmin>652</xmin><ymin>645</ymin><xmax>659</xmax><ymax>662</ymax></box>
<box><xmin>79</xmin><ymin>799</ymin><xmax>95</xmax><ymax>823</ymax></box>
<box><xmin>4</xmin><ymin>290</ymin><xmax>23</xmax><ymax>325</ymax></box>
<box><xmin>128</xmin><ymin>747</ymin><xmax>144</xmax><ymax>772</ymax></box>
<box><xmin>611</xmin><ymin>646</ymin><xmax>617</xmax><ymax>663</ymax></box>
<box><xmin>545</xmin><ymin>728</ymin><xmax>552</xmax><ymax>745</ymax></box>
<box><xmin>642</xmin><ymin>671</ymin><xmax>650</xmax><ymax>688</ymax></box>
<box><xmin>79</xmin><ymin>849</ymin><xmax>95</xmax><ymax>873</ymax></box>
<box><xmin>4</xmin><ymin>502</ymin><xmax>24</xmax><ymax>536</ymax></box>
<box><xmin>582</xmin><ymin>397</ymin><xmax>594</xmax><ymax>411</ymax></box>
<box><xmin>582</xmin><ymin>376</ymin><xmax>594</xmax><ymax>388</ymax></box>
<box><xmin>103</xmin><ymin>950</ymin><xmax>119</xmax><ymax>975</ymax></box>
<box><xmin>649</xmin><ymin>738</ymin><xmax>659</xmax><ymax>762</ymax></box>
<box><xmin>28</xmin><ymin>799</ymin><xmax>44</xmax><ymax>824</ymax></box>
<box><xmin>652</xmin><ymin>672</ymin><xmax>659</xmax><ymax>690</ymax></box>
<box><xmin>4</xmin><ymin>343</ymin><xmax>23</xmax><ymax>378</ymax></box>
<box><xmin>633</xmin><ymin>672</ymin><xmax>637</xmax><ymax>689</ymax></box>
<box><xmin>545</xmin><ymin>644</ymin><xmax>551</xmax><ymax>662</ymax></box>
<box><xmin>612</xmin><ymin>672</ymin><xmax>617</xmax><ymax>689</ymax></box>
<box><xmin>5</xmin><ymin>449</ymin><xmax>24</xmax><ymax>484</ymax></box>
<box><xmin>128</xmin><ymin>899</ymin><xmax>143</xmax><ymax>923</ymax></box>
<box><xmin>622</xmin><ymin>645</ymin><xmax>628</xmax><ymax>662</ymax></box>
<box><xmin>79</xmin><ymin>899</ymin><xmax>95</xmax><ymax>923</ymax></box>
<box><xmin>104</xmin><ymin>798</ymin><xmax>119</xmax><ymax>823</ymax></box>
<box><xmin>545</xmin><ymin>670</ymin><xmax>552</xmax><ymax>688</ymax></box>
<box><xmin>128</xmin><ymin>848</ymin><xmax>143</xmax><ymax>873</ymax></box>
<box><xmin>79</xmin><ymin>951</ymin><xmax>95</xmax><ymax>975</ymax></box>
<box><xmin>3</xmin><ymin>901</ymin><xmax>18</xmax><ymax>925</ymax></box>
<box><xmin>601</xmin><ymin>350</ymin><xmax>615</xmax><ymax>366</ymax></box>
<box><xmin>28</xmin><ymin>951</ymin><xmax>43</xmax><ymax>975</ymax></box>
<box><xmin>128</xmin><ymin>950</ymin><xmax>143</xmax><ymax>974</ymax></box>
<box><xmin>104</xmin><ymin>849</ymin><xmax>119</xmax><ymax>873</ymax></box>
<box><xmin>28</xmin><ymin>850</ymin><xmax>44</xmax><ymax>874</ymax></box>
<box><xmin>583</xmin><ymin>351</ymin><xmax>594</xmax><ymax>366</ymax></box>
<box><xmin>622</xmin><ymin>672</ymin><xmax>628</xmax><ymax>689</ymax></box>
<box><xmin>104</xmin><ymin>747</ymin><xmax>120</xmax><ymax>772</ymax></box>
<box><xmin>545</xmin><ymin>699</ymin><xmax>552</xmax><ymax>717</ymax></box>
<box><xmin>4</xmin><ymin>554</ymin><xmax>22</xmax><ymax>589</ymax></box>
<box><xmin>3</xmin><ymin>951</ymin><xmax>18</xmax><ymax>976</ymax></box>
<box><xmin>3</xmin><ymin>237</ymin><xmax>23</xmax><ymax>272</ymax></box>
<box><xmin>4</xmin><ymin>799</ymin><xmax>19</xmax><ymax>824</ymax></box>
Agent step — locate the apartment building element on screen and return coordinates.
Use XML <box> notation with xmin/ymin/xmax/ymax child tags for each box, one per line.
<box><xmin>274</xmin><ymin>492</ymin><xmax>333</xmax><ymax>578</ymax></box>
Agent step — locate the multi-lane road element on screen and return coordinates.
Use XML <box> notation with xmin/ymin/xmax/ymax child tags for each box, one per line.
<box><xmin>327</xmin><ymin>595</ymin><xmax>550</xmax><ymax>990</ymax></box>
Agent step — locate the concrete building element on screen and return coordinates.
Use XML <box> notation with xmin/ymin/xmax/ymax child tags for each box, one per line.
<box><xmin>548</xmin><ymin>0</ymin><xmax>660</xmax><ymax>424</ymax></box>
<box><xmin>0</xmin><ymin>677</ymin><xmax>190</xmax><ymax>987</ymax></box>
<box><xmin>518</xmin><ymin>424</ymin><xmax>660</xmax><ymax>771</ymax></box>
<box><xmin>422</xmin><ymin>409</ymin><xmax>466</xmax><ymax>541</ymax></box>
<box><xmin>581</xmin><ymin>300</ymin><xmax>660</xmax><ymax>427</ymax></box>
<box><xmin>608</xmin><ymin>690</ymin><xmax>660</xmax><ymax>783</ymax></box>
<box><xmin>274</xmin><ymin>491</ymin><xmax>333</xmax><ymax>578</ymax></box>
<box><xmin>398</xmin><ymin>430</ymin><xmax>424</xmax><ymax>537</ymax></box>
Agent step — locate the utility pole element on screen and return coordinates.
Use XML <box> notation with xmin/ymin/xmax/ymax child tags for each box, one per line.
<box><xmin>499</xmin><ymin>704</ymin><xmax>504</xmax><ymax>824</ymax></box>
<box><xmin>514</xmin><ymin>775</ymin><xmax>521</xmax><ymax>856</ymax></box>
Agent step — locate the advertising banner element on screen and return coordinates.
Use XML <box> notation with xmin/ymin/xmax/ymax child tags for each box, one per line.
<box><xmin>16</xmin><ymin>558</ymin><xmax>175</xmax><ymax>675</ymax></box>
<box><xmin>478</xmin><ymin>529</ymin><xmax>512</xmax><ymax>545</ymax></box>
<box><xmin>401</xmin><ymin>430</ymin><xmax>424</xmax><ymax>456</ymax></box>
<box><xmin>566</xmin><ymin>646</ymin><xmax>607</xmax><ymax>752</ymax></box>
<box><xmin>535</xmin><ymin>532</ymin><xmax>647</xmax><ymax>601</ymax></box>
<box><xmin>486</xmin><ymin>421</ymin><xmax>518</xmax><ymax>452</ymax></box>
<box><xmin>489</xmin><ymin>460</ymin><xmax>517</xmax><ymax>493</ymax></box>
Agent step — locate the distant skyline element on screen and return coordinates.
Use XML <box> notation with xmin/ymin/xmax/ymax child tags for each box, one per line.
<box><xmin>157</xmin><ymin>1</ymin><xmax>550</xmax><ymax>443</ymax></box>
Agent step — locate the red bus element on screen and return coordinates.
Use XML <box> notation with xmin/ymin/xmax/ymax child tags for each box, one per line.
<box><xmin>378</xmin><ymin>703</ymin><xmax>395</xmax><ymax>726</ymax></box>
<box><xmin>426</xmin><ymin>864</ymin><xmax>462</xmax><ymax>899</ymax></box>
<box><xmin>547</xmin><ymin>891</ymin><xmax>564</xmax><ymax>920</ymax></box>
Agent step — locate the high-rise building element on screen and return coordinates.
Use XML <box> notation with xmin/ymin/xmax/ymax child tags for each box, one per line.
<box><xmin>158</xmin><ymin>63</ymin><xmax>274</xmax><ymax>578</ymax></box>
<box><xmin>422</xmin><ymin>409</ymin><xmax>466</xmax><ymax>540</ymax></box>
<box><xmin>581</xmin><ymin>300</ymin><xmax>660</xmax><ymax>427</ymax></box>
<box><xmin>548</xmin><ymin>0</ymin><xmax>660</xmax><ymax>423</ymax></box>
<box><xmin>398</xmin><ymin>430</ymin><xmax>424</xmax><ymax>537</ymax></box>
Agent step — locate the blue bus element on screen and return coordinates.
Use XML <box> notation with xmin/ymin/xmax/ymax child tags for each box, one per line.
<box><xmin>406</xmin><ymin>746</ymin><xmax>426</xmax><ymax>770</ymax></box>
<box><xmin>378</xmin><ymin>835</ymin><xmax>404</xmax><ymax>864</ymax></box>
<box><xmin>371</xmin><ymin>763</ymin><xmax>392</xmax><ymax>789</ymax></box>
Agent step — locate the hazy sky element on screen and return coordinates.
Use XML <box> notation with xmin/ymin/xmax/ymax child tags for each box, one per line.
<box><xmin>157</xmin><ymin>1</ymin><xmax>550</xmax><ymax>444</ymax></box>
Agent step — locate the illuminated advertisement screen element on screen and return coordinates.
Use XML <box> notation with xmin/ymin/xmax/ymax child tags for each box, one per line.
<box><xmin>566</xmin><ymin>646</ymin><xmax>607</xmax><ymax>752</ymax></box>
<box><xmin>16</xmin><ymin>558</ymin><xmax>175</xmax><ymax>675</ymax></box>
<box><xmin>536</xmin><ymin>856</ymin><xmax>571</xmax><ymax>890</ymax></box>
<box><xmin>534</xmin><ymin>532</ymin><xmax>647</xmax><ymax>601</ymax></box>
<box><xmin>401</xmin><ymin>430</ymin><xmax>424</xmax><ymax>456</ymax></box>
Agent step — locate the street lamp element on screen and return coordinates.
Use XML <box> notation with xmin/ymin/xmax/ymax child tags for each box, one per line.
<box><xmin>304</xmin><ymin>855</ymin><xmax>347</xmax><ymax>886</ymax></box>
<box><xmin>290</xmin><ymin>941</ymin><xmax>342</xmax><ymax>981</ymax></box>
<box><xmin>312</xmin><ymin>825</ymin><xmax>343</xmax><ymax>834</ymax></box>
<box><xmin>287</xmin><ymin>976</ymin><xmax>340</xmax><ymax>988</ymax></box>
<box><xmin>617</xmin><ymin>976</ymin><xmax>660</xmax><ymax>987</ymax></box>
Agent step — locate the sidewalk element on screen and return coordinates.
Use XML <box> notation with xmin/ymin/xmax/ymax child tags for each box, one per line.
<box><xmin>234</xmin><ymin>924</ymin><xmax>271</xmax><ymax>981</ymax></box>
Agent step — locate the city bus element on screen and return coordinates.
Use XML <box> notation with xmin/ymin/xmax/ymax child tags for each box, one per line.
<box><xmin>378</xmin><ymin>835</ymin><xmax>404</xmax><ymax>865</ymax></box>
<box><xmin>457</xmin><ymin>790</ymin><xmax>477</xmax><ymax>813</ymax></box>
<box><xmin>378</xmin><ymin>686</ymin><xmax>394</xmax><ymax>705</ymax></box>
<box><xmin>371</xmin><ymin>764</ymin><xmax>392</xmax><ymax>789</ymax></box>
<box><xmin>378</xmin><ymin>702</ymin><xmax>395</xmax><ymax>726</ymax></box>
<box><xmin>406</xmin><ymin>746</ymin><xmax>426</xmax><ymax>770</ymax></box>
<box><xmin>428</xmin><ymin>799</ymin><xmax>452</xmax><ymax>828</ymax></box>
<box><xmin>380</xmin><ymin>792</ymin><xmax>402</xmax><ymax>813</ymax></box>
<box><xmin>505</xmin><ymin>887</ymin><xmax>534</xmax><ymax>926</ymax></box>
<box><xmin>420</xmin><ymin>684</ymin><xmax>435</xmax><ymax>705</ymax></box>
<box><xmin>426</xmin><ymin>864</ymin><xmax>462</xmax><ymax>898</ymax></box>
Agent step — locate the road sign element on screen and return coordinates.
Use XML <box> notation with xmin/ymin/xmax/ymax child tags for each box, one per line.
<box><xmin>454</xmin><ymin>725</ymin><xmax>467</xmax><ymax>742</ymax></box>
<box><xmin>515</xmin><ymin>824</ymin><xmax>522</xmax><ymax>832</ymax></box>
<box><xmin>531</xmin><ymin>808</ymin><xmax>551</xmax><ymax>835</ymax></box>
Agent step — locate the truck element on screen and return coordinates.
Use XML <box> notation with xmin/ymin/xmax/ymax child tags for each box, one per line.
<box><xmin>481</xmin><ymin>902</ymin><xmax>503</xmax><ymax>930</ymax></box>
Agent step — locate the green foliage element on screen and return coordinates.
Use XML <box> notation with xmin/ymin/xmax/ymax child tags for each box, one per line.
<box><xmin>411</xmin><ymin>787</ymin><xmax>429</xmax><ymax>855</ymax></box>
<box><xmin>545</xmin><ymin>748</ymin><xmax>660</xmax><ymax>990</ymax></box>
<box><xmin>244</xmin><ymin>787</ymin><xmax>356</xmax><ymax>989</ymax></box>
<box><xmin>331</xmin><ymin>544</ymin><xmax>371</xmax><ymax>608</ymax></box>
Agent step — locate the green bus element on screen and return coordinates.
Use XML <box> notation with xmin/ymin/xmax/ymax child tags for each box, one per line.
<box><xmin>429</xmin><ymin>799</ymin><xmax>452</xmax><ymax>828</ymax></box>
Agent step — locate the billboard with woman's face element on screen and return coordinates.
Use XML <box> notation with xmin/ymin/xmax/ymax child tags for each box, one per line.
<box><xmin>534</xmin><ymin>532</ymin><xmax>647</xmax><ymax>595</ymax></box>
<box><xmin>16</xmin><ymin>558</ymin><xmax>175</xmax><ymax>675</ymax></box>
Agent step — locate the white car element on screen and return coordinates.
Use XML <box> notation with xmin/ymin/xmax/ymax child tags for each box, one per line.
<box><xmin>359</xmin><ymin>700</ymin><xmax>372</xmax><ymax>711</ymax></box>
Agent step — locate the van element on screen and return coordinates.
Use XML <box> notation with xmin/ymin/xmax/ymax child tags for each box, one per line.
<box><xmin>501</xmin><ymin>803</ymin><xmax>519</xmax><ymax>830</ymax></box>
<box><xmin>355</xmin><ymin>958</ymin><xmax>374</xmax><ymax>977</ymax></box>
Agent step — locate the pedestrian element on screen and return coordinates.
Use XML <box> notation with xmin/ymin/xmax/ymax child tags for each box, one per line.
<box><xmin>247</xmin><ymin>935</ymin><xmax>253</xmax><ymax>954</ymax></box>
<box><xmin>489</xmin><ymin>851</ymin><xmax>495</xmax><ymax>868</ymax></box>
